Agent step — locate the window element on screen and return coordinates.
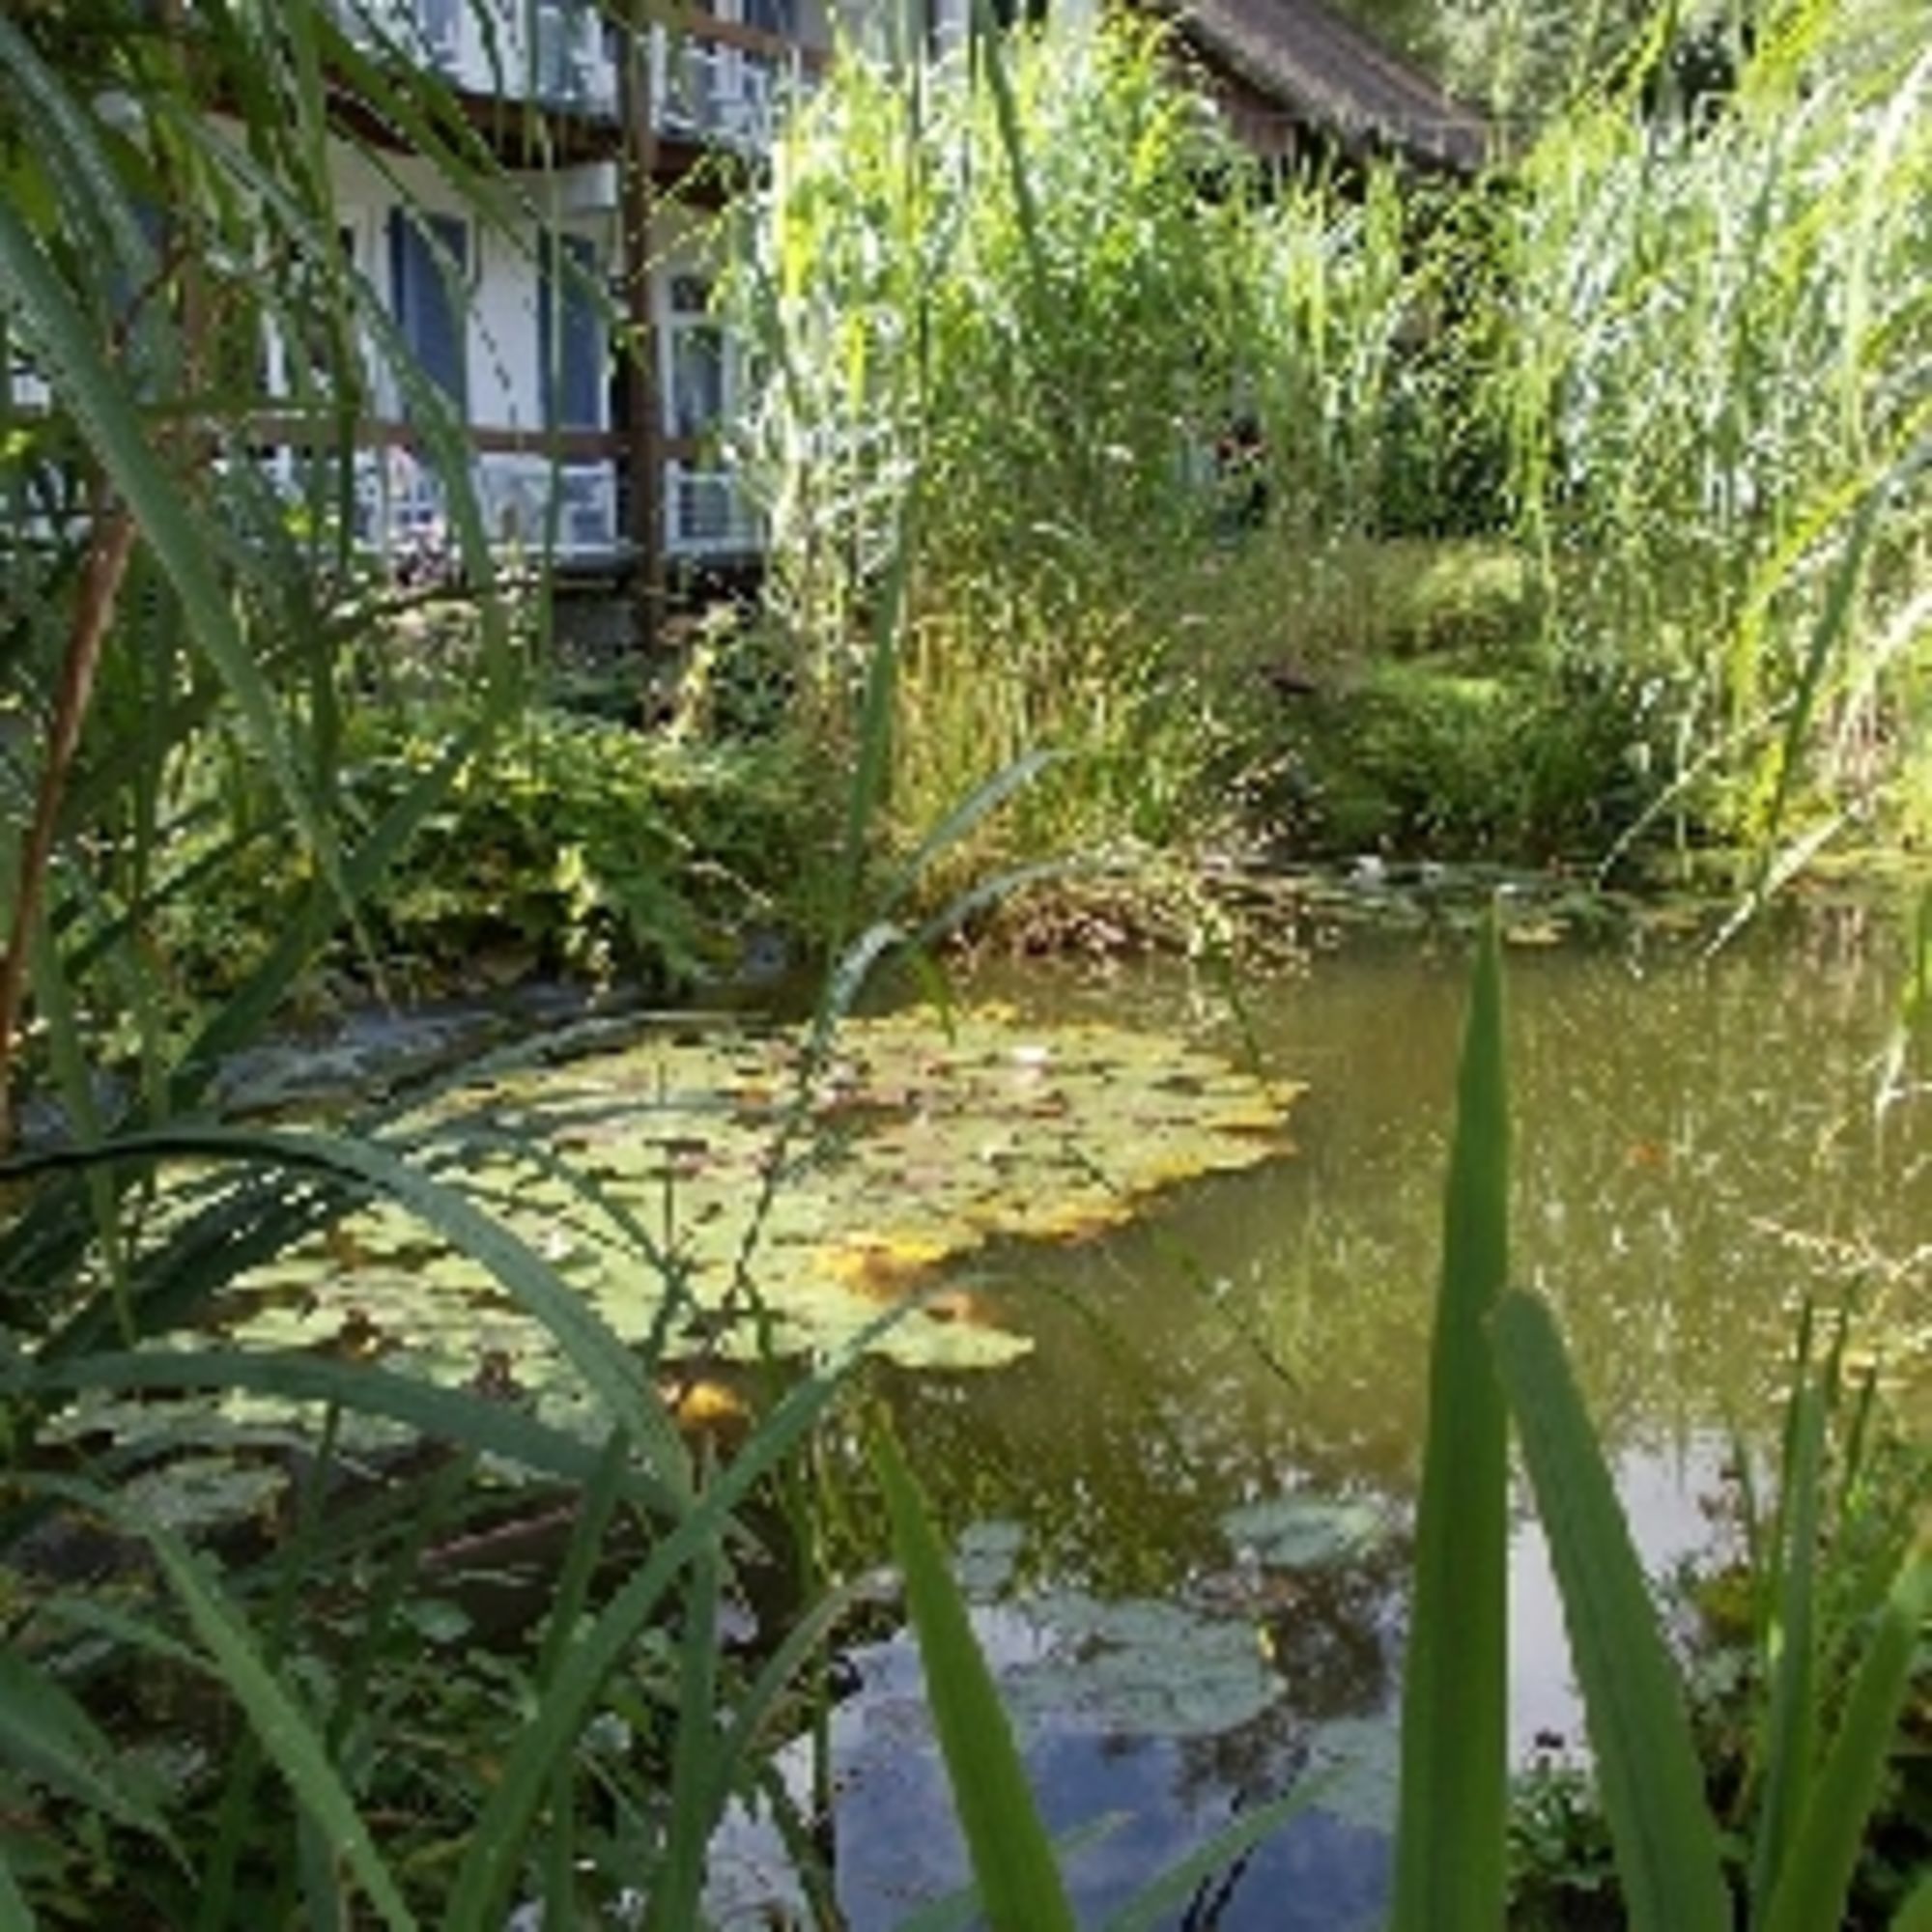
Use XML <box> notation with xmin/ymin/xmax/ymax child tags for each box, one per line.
<box><xmin>539</xmin><ymin>233</ymin><xmax>604</xmax><ymax>431</ymax></box>
<box><xmin>387</xmin><ymin>209</ymin><xmax>469</xmax><ymax>414</ymax></box>
<box><xmin>415</xmin><ymin>0</ymin><xmax>461</xmax><ymax>67</ymax></box>
<box><xmin>666</xmin><ymin>274</ymin><xmax>726</xmax><ymax>441</ymax></box>
<box><xmin>742</xmin><ymin>0</ymin><xmax>797</xmax><ymax>37</ymax></box>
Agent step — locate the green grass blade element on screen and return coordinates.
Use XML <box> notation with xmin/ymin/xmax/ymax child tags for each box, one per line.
<box><xmin>1391</xmin><ymin>913</ymin><xmax>1510</xmax><ymax>1932</ymax></box>
<box><xmin>1101</xmin><ymin>1781</ymin><xmax>1328</xmax><ymax>1932</ymax></box>
<box><xmin>4</xmin><ymin>1350</ymin><xmax>679</xmax><ymax>1518</ymax></box>
<box><xmin>0</xmin><ymin>202</ymin><xmax>339</xmax><ymax>905</ymax></box>
<box><xmin>1763</xmin><ymin>1550</ymin><xmax>1931</xmax><ymax>1932</ymax></box>
<box><xmin>0</xmin><ymin>1646</ymin><xmax>176</xmax><ymax>1851</ymax></box>
<box><xmin>0</xmin><ymin>1853</ymin><xmax>35</xmax><ymax>1932</ymax></box>
<box><xmin>141</xmin><ymin>1527</ymin><xmax>418</xmax><ymax>1932</ymax></box>
<box><xmin>1891</xmin><ymin>1867</ymin><xmax>1932</xmax><ymax>1932</ymax></box>
<box><xmin>875</xmin><ymin>1425</ymin><xmax>1077</xmax><ymax>1932</ymax></box>
<box><xmin>642</xmin><ymin>1520</ymin><xmax>724</xmax><ymax>1932</ymax></box>
<box><xmin>1491</xmin><ymin>1290</ymin><xmax>1730</xmax><ymax>1932</ymax></box>
<box><xmin>440</xmin><ymin>1338</ymin><xmax>870</xmax><ymax>1932</ymax></box>
<box><xmin>10</xmin><ymin>1126</ymin><xmax>691</xmax><ymax>1498</ymax></box>
<box><xmin>1749</xmin><ymin>1378</ymin><xmax>1826</xmax><ymax>1914</ymax></box>
<box><xmin>699</xmin><ymin>1577</ymin><xmax>866</xmax><ymax>1835</ymax></box>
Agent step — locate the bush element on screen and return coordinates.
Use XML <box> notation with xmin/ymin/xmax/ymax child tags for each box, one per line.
<box><xmin>150</xmin><ymin>705</ymin><xmax>826</xmax><ymax>1008</ymax></box>
<box><xmin>1240</xmin><ymin>653</ymin><xmax>1664</xmax><ymax>860</ymax></box>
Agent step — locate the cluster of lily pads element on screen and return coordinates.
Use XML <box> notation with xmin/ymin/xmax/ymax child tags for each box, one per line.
<box><xmin>62</xmin><ymin>1007</ymin><xmax>1301</xmax><ymax>1465</ymax></box>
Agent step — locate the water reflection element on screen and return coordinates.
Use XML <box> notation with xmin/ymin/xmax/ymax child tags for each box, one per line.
<box><xmin>742</xmin><ymin>906</ymin><xmax>1929</xmax><ymax>1925</ymax></box>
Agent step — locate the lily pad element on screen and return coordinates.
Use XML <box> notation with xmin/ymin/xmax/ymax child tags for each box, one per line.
<box><xmin>1302</xmin><ymin>1713</ymin><xmax>1401</xmax><ymax>1833</ymax></box>
<box><xmin>1221</xmin><ymin>1494</ymin><xmax>1388</xmax><ymax>1572</ymax></box>
<box><xmin>999</xmin><ymin>1589</ymin><xmax>1283</xmax><ymax>1739</ymax></box>
<box><xmin>104</xmin><ymin>1006</ymin><xmax>1299</xmax><ymax>1440</ymax></box>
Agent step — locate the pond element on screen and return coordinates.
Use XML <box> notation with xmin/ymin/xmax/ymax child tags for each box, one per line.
<box><xmin>710</xmin><ymin>888</ymin><xmax>1931</xmax><ymax>1929</ymax></box>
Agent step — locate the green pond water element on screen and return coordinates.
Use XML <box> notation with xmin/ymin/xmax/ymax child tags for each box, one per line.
<box><xmin>49</xmin><ymin>888</ymin><xmax>1926</xmax><ymax>1926</ymax></box>
<box><xmin>711</xmin><ymin>893</ymin><xmax>1931</xmax><ymax>1929</ymax></box>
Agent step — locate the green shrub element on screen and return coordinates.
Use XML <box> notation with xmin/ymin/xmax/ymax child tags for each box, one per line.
<box><xmin>150</xmin><ymin>706</ymin><xmax>826</xmax><ymax>1007</ymax></box>
<box><xmin>1246</xmin><ymin>656</ymin><xmax>1665</xmax><ymax>859</ymax></box>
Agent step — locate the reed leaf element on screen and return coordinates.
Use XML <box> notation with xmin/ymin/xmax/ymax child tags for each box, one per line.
<box><xmin>1762</xmin><ymin>1548</ymin><xmax>1932</xmax><ymax>1932</ymax></box>
<box><xmin>1892</xmin><ymin>1867</ymin><xmax>1932</xmax><ymax>1932</ymax></box>
<box><xmin>0</xmin><ymin>1647</ymin><xmax>176</xmax><ymax>1853</ymax></box>
<box><xmin>0</xmin><ymin>1858</ymin><xmax>34</xmax><ymax>1932</ymax></box>
<box><xmin>1391</xmin><ymin>913</ymin><xmax>1510</xmax><ymax>1932</ymax></box>
<box><xmin>1749</xmin><ymin>1376</ymin><xmax>1827</xmax><ymax>1913</ymax></box>
<box><xmin>1491</xmin><ymin>1289</ymin><xmax>1731</xmax><ymax>1932</ymax></box>
<box><xmin>643</xmin><ymin>1521</ymin><xmax>724</xmax><ymax>1932</ymax></box>
<box><xmin>7</xmin><ymin>1125</ymin><xmax>691</xmax><ymax>1496</ymax></box>
<box><xmin>440</xmin><ymin>1331</ymin><xmax>873</xmax><ymax>1932</ymax></box>
<box><xmin>0</xmin><ymin>202</ymin><xmax>338</xmax><ymax>905</ymax></box>
<box><xmin>142</xmin><ymin>1524</ymin><xmax>416</xmax><ymax>1932</ymax></box>
<box><xmin>875</xmin><ymin>1424</ymin><xmax>1077</xmax><ymax>1932</ymax></box>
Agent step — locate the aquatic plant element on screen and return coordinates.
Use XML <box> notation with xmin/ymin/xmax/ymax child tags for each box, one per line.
<box><xmin>1482</xmin><ymin>0</ymin><xmax>1932</xmax><ymax>849</ymax></box>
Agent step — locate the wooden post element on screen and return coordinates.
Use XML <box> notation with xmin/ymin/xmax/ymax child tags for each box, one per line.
<box><xmin>619</xmin><ymin>0</ymin><xmax>665</xmax><ymax>656</ymax></box>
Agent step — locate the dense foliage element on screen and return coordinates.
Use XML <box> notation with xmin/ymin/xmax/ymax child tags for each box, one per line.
<box><xmin>0</xmin><ymin>0</ymin><xmax>1925</xmax><ymax>1924</ymax></box>
<box><xmin>725</xmin><ymin>0</ymin><xmax>1929</xmax><ymax>888</ymax></box>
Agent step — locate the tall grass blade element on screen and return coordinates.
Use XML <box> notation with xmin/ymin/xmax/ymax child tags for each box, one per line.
<box><xmin>1391</xmin><ymin>913</ymin><xmax>1510</xmax><ymax>1932</ymax></box>
<box><xmin>1762</xmin><ymin>1548</ymin><xmax>1932</xmax><ymax>1932</ymax></box>
<box><xmin>1491</xmin><ymin>1289</ymin><xmax>1730</xmax><ymax>1932</ymax></box>
<box><xmin>1101</xmin><ymin>1782</ymin><xmax>1327</xmax><ymax>1931</ymax></box>
<box><xmin>643</xmin><ymin>1527</ymin><xmax>723</xmax><ymax>1932</ymax></box>
<box><xmin>1749</xmin><ymin>1377</ymin><xmax>1826</xmax><ymax>1913</ymax></box>
<box><xmin>9</xmin><ymin>1126</ymin><xmax>690</xmax><ymax>1493</ymax></box>
<box><xmin>441</xmin><ymin>1340</ymin><xmax>869</xmax><ymax>1932</ymax></box>
<box><xmin>0</xmin><ymin>1856</ymin><xmax>35</xmax><ymax>1932</ymax></box>
<box><xmin>875</xmin><ymin>1425</ymin><xmax>1077</xmax><ymax>1932</ymax></box>
<box><xmin>0</xmin><ymin>1647</ymin><xmax>176</xmax><ymax>1850</ymax></box>
<box><xmin>1892</xmin><ymin>1868</ymin><xmax>1932</xmax><ymax>1932</ymax></box>
<box><xmin>142</xmin><ymin>1526</ymin><xmax>418</xmax><ymax>1932</ymax></box>
<box><xmin>0</xmin><ymin>203</ymin><xmax>338</xmax><ymax>900</ymax></box>
<box><xmin>2</xmin><ymin>1350</ymin><xmax>678</xmax><ymax>1518</ymax></box>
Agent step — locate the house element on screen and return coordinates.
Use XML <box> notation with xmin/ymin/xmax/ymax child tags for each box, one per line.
<box><xmin>8</xmin><ymin>0</ymin><xmax>1481</xmax><ymax>607</ymax></box>
<box><xmin>1156</xmin><ymin>0</ymin><xmax>1491</xmax><ymax>175</ymax></box>
<box><xmin>292</xmin><ymin>0</ymin><xmax>847</xmax><ymax>582</ymax></box>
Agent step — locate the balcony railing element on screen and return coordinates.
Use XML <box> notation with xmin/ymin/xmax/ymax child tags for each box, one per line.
<box><xmin>327</xmin><ymin>0</ymin><xmax>819</xmax><ymax>149</ymax></box>
<box><xmin>666</xmin><ymin>461</ymin><xmax>761</xmax><ymax>556</ymax></box>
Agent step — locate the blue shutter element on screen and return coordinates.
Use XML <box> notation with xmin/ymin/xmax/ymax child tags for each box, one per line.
<box><xmin>387</xmin><ymin>209</ymin><xmax>469</xmax><ymax>414</ymax></box>
<box><xmin>540</xmin><ymin>234</ymin><xmax>602</xmax><ymax>430</ymax></box>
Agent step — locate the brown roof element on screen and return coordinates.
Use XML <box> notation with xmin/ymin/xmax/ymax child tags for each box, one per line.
<box><xmin>1158</xmin><ymin>0</ymin><xmax>1492</xmax><ymax>174</ymax></box>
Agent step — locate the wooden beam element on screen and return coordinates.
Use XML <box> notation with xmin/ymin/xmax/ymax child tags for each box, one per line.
<box><xmin>619</xmin><ymin>0</ymin><xmax>665</xmax><ymax>654</ymax></box>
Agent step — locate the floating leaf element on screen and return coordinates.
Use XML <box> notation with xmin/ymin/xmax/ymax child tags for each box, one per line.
<box><xmin>1221</xmin><ymin>1495</ymin><xmax>1388</xmax><ymax>1572</ymax></box>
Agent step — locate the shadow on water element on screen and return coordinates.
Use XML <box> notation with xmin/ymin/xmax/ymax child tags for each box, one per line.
<box><xmin>716</xmin><ymin>895</ymin><xmax>1931</xmax><ymax>1928</ymax></box>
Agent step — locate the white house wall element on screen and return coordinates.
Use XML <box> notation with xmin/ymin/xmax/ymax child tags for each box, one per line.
<box><xmin>321</xmin><ymin>140</ymin><xmax>617</xmax><ymax>437</ymax></box>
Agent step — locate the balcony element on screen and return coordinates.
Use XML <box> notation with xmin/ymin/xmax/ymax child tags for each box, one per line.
<box><xmin>327</xmin><ymin>0</ymin><xmax>620</xmax><ymax>121</ymax></box>
<box><xmin>666</xmin><ymin>461</ymin><xmax>761</xmax><ymax>556</ymax></box>
<box><xmin>654</xmin><ymin>20</ymin><xmax>810</xmax><ymax>152</ymax></box>
<box><xmin>326</xmin><ymin>0</ymin><xmax>820</xmax><ymax>152</ymax></box>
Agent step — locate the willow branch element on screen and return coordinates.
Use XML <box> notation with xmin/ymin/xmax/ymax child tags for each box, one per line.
<box><xmin>0</xmin><ymin>502</ymin><xmax>137</xmax><ymax>1156</ymax></box>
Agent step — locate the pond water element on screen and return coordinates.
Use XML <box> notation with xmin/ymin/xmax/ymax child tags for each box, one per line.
<box><xmin>712</xmin><ymin>891</ymin><xmax>1932</xmax><ymax>1929</ymax></box>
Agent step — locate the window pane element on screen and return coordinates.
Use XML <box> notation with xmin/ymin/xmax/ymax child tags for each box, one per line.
<box><xmin>743</xmin><ymin>0</ymin><xmax>797</xmax><ymax>38</ymax></box>
<box><xmin>541</xmin><ymin>233</ymin><xmax>603</xmax><ymax>430</ymax></box>
<box><xmin>669</xmin><ymin>325</ymin><xmax>724</xmax><ymax>438</ymax></box>
<box><xmin>388</xmin><ymin>209</ymin><xmax>469</xmax><ymax>413</ymax></box>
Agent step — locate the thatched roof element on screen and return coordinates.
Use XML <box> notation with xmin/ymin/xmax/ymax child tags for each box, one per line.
<box><xmin>1160</xmin><ymin>0</ymin><xmax>1492</xmax><ymax>174</ymax></box>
